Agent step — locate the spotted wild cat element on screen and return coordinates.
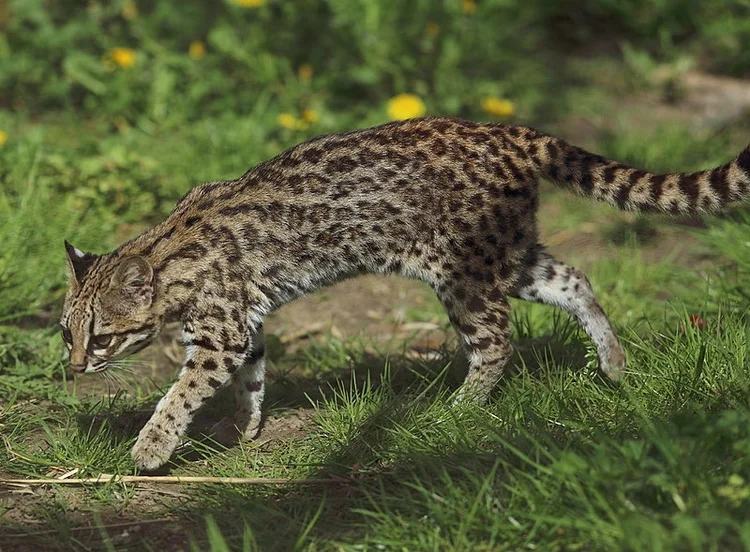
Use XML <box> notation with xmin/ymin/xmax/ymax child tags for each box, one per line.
<box><xmin>59</xmin><ymin>117</ymin><xmax>750</xmax><ymax>470</ymax></box>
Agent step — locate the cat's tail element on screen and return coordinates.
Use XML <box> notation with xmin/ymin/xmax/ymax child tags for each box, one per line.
<box><xmin>525</xmin><ymin>131</ymin><xmax>750</xmax><ymax>215</ymax></box>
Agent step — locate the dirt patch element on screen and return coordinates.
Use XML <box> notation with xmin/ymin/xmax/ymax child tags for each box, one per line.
<box><xmin>556</xmin><ymin>69</ymin><xmax>750</xmax><ymax>146</ymax></box>
<box><xmin>258</xmin><ymin>408</ymin><xmax>317</xmax><ymax>445</ymax></box>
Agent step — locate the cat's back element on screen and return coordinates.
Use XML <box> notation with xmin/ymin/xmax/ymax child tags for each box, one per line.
<box><xmin>164</xmin><ymin>117</ymin><xmax>535</xmax><ymax>241</ymax></box>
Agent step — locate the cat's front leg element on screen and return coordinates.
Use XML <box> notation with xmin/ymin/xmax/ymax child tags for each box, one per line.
<box><xmin>132</xmin><ymin>325</ymin><xmax>249</xmax><ymax>470</ymax></box>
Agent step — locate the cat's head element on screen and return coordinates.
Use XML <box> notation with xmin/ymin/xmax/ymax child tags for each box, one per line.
<box><xmin>60</xmin><ymin>241</ymin><xmax>160</xmax><ymax>373</ymax></box>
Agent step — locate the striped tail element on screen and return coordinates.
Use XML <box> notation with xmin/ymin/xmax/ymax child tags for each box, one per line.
<box><xmin>528</xmin><ymin>134</ymin><xmax>750</xmax><ymax>215</ymax></box>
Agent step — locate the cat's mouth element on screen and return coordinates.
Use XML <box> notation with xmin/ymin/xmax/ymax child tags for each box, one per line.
<box><xmin>80</xmin><ymin>336</ymin><xmax>156</xmax><ymax>374</ymax></box>
<box><xmin>79</xmin><ymin>361</ymin><xmax>108</xmax><ymax>374</ymax></box>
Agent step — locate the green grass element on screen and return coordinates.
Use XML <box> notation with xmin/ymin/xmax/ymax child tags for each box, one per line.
<box><xmin>2</xmin><ymin>300</ymin><xmax>748</xmax><ymax>550</ymax></box>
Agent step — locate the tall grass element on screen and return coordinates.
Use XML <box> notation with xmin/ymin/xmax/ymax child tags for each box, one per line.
<box><xmin>0</xmin><ymin>141</ymin><xmax>109</xmax><ymax>321</ymax></box>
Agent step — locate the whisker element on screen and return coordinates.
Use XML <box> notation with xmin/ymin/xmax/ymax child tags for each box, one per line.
<box><xmin>107</xmin><ymin>370</ymin><xmax>137</xmax><ymax>394</ymax></box>
<box><xmin>99</xmin><ymin>371</ymin><xmax>116</xmax><ymax>393</ymax></box>
<box><xmin>110</xmin><ymin>365</ymin><xmax>140</xmax><ymax>376</ymax></box>
<box><xmin>109</xmin><ymin>359</ymin><xmax>143</xmax><ymax>366</ymax></box>
<box><xmin>109</xmin><ymin>359</ymin><xmax>147</xmax><ymax>367</ymax></box>
<box><xmin>110</xmin><ymin>360</ymin><xmax>151</xmax><ymax>370</ymax></box>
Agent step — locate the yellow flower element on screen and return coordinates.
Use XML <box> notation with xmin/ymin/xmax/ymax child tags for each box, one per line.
<box><xmin>386</xmin><ymin>94</ymin><xmax>426</xmax><ymax>121</ymax></box>
<box><xmin>302</xmin><ymin>109</ymin><xmax>319</xmax><ymax>123</ymax></box>
<box><xmin>425</xmin><ymin>22</ymin><xmax>440</xmax><ymax>38</ymax></box>
<box><xmin>481</xmin><ymin>97</ymin><xmax>515</xmax><ymax>118</ymax></box>
<box><xmin>277</xmin><ymin>113</ymin><xmax>309</xmax><ymax>131</ymax></box>
<box><xmin>235</xmin><ymin>0</ymin><xmax>264</xmax><ymax>7</ymax></box>
<box><xmin>298</xmin><ymin>64</ymin><xmax>313</xmax><ymax>83</ymax></box>
<box><xmin>277</xmin><ymin>113</ymin><xmax>296</xmax><ymax>129</ymax></box>
<box><xmin>462</xmin><ymin>0</ymin><xmax>477</xmax><ymax>15</ymax></box>
<box><xmin>110</xmin><ymin>47</ymin><xmax>136</xmax><ymax>68</ymax></box>
<box><xmin>121</xmin><ymin>1</ymin><xmax>138</xmax><ymax>20</ymax></box>
<box><xmin>0</xmin><ymin>129</ymin><xmax>6</xmax><ymax>147</ymax></box>
<box><xmin>189</xmin><ymin>41</ymin><xmax>206</xmax><ymax>60</ymax></box>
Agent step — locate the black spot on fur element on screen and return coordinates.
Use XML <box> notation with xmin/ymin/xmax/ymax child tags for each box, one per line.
<box><xmin>650</xmin><ymin>175</ymin><xmax>667</xmax><ymax>205</ymax></box>
<box><xmin>247</xmin><ymin>346</ymin><xmax>265</xmax><ymax>363</ymax></box>
<box><xmin>223</xmin><ymin>357</ymin><xmax>238</xmax><ymax>373</ymax></box>
<box><xmin>603</xmin><ymin>166</ymin><xmax>617</xmax><ymax>184</ymax></box>
<box><xmin>709</xmin><ymin>167</ymin><xmax>730</xmax><ymax>204</ymax></box>
<box><xmin>678</xmin><ymin>173</ymin><xmax>700</xmax><ymax>209</ymax></box>
<box><xmin>467</xmin><ymin>295</ymin><xmax>486</xmax><ymax>312</ymax></box>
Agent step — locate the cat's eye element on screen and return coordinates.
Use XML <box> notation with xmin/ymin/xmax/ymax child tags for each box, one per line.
<box><xmin>61</xmin><ymin>327</ymin><xmax>72</xmax><ymax>344</ymax></box>
<box><xmin>90</xmin><ymin>334</ymin><xmax>113</xmax><ymax>349</ymax></box>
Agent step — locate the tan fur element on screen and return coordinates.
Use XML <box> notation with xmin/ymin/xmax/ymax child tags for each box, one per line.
<box><xmin>60</xmin><ymin>117</ymin><xmax>750</xmax><ymax>470</ymax></box>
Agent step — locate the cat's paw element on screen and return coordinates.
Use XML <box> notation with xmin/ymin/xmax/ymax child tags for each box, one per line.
<box><xmin>601</xmin><ymin>338</ymin><xmax>627</xmax><ymax>382</ymax></box>
<box><xmin>131</xmin><ymin>424</ymin><xmax>180</xmax><ymax>471</ymax></box>
<box><xmin>242</xmin><ymin>414</ymin><xmax>262</xmax><ymax>440</ymax></box>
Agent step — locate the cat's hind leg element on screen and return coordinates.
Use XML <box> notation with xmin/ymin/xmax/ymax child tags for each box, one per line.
<box><xmin>437</xmin><ymin>282</ymin><xmax>515</xmax><ymax>404</ymax></box>
<box><xmin>511</xmin><ymin>248</ymin><xmax>625</xmax><ymax>381</ymax></box>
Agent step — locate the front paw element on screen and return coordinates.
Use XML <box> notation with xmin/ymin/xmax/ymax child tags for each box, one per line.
<box><xmin>131</xmin><ymin>424</ymin><xmax>180</xmax><ymax>471</ymax></box>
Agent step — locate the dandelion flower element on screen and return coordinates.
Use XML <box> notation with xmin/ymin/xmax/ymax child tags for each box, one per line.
<box><xmin>121</xmin><ymin>1</ymin><xmax>138</xmax><ymax>20</ymax></box>
<box><xmin>425</xmin><ymin>22</ymin><xmax>440</xmax><ymax>38</ymax></box>
<box><xmin>462</xmin><ymin>0</ymin><xmax>477</xmax><ymax>15</ymax></box>
<box><xmin>110</xmin><ymin>47</ymin><xmax>136</xmax><ymax>69</ymax></box>
<box><xmin>387</xmin><ymin>94</ymin><xmax>426</xmax><ymax>121</ymax></box>
<box><xmin>481</xmin><ymin>97</ymin><xmax>514</xmax><ymax>118</ymax></box>
<box><xmin>298</xmin><ymin>64</ymin><xmax>313</xmax><ymax>83</ymax></box>
<box><xmin>189</xmin><ymin>41</ymin><xmax>206</xmax><ymax>60</ymax></box>
<box><xmin>277</xmin><ymin>113</ymin><xmax>309</xmax><ymax>131</ymax></box>
<box><xmin>0</xmin><ymin>130</ymin><xmax>7</xmax><ymax>147</ymax></box>
<box><xmin>302</xmin><ymin>109</ymin><xmax>319</xmax><ymax>123</ymax></box>
<box><xmin>235</xmin><ymin>0</ymin><xmax>264</xmax><ymax>7</ymax></box>
<box><xmin>277</xmin><ymin>113</ymin><xmax>297</xmax><ymax>129</ymax></box>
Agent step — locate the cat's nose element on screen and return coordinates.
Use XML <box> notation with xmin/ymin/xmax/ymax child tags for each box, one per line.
<box><xmin>70</xmin><ymin>364</ymin><xmax>87</xmax><ymax>374</ymax></box>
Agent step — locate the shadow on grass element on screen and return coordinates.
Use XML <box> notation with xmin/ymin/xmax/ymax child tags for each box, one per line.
<box><xmin>6</xmin><ymin>327</ymin><xmax>600</xmax><ymax>550</ymax></box>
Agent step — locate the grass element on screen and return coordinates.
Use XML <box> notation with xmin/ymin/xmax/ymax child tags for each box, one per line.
<box><xmin>2</xmin><ymin>299</ymin><xmax>749</xmax><ymax>550</ymax></box>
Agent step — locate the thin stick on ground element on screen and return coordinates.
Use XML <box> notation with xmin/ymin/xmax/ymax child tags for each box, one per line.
<box><xmin>0</xmin><ymin>474</ymin><xmax>354</xmax><ymax>486</ymax></box>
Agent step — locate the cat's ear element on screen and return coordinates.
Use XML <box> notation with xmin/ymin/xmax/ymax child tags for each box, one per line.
<box><xmin>111</xmin><ymin>256</ymin><xmax>154</xmax><ymax>307</ymax></box>
<box><xmin>64</xmin><ymin>240</ymin><xmax>99</xmax><ymax>285</ymax></box>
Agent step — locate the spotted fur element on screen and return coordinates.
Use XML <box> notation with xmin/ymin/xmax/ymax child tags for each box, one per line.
<box><xmin>59</xmin><ymin>117</ymin><xmax>750</xmax><ymax>470</ymax></box>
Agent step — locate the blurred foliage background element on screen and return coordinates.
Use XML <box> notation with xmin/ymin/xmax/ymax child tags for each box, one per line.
<box><xmin>2</xmin><ymin>0</ymin><xmax>750</xmax><ymax>122</ymax></box>
<box><xmin>0</xmin><ymin>0</ymin><xmax>749</xmax><ymax>319</ymax></box>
